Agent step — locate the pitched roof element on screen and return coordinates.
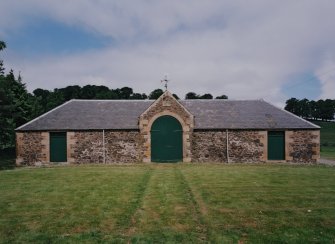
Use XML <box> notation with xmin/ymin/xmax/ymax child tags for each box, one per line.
<box><xmin>16</xmin><ymin>99</ymin><xmax>319</xmax><ymax>131</ymax></box>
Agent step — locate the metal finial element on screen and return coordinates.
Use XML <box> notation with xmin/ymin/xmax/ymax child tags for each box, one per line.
<box><xmin>161</xmin><ymin>74</ymin><xmax>169</xmax><ymax>91</ymax></box>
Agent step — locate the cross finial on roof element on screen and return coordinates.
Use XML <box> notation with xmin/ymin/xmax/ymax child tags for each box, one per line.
<box><xmin>161</xmin><ymin>74</ymin><xmax>169</xmax><ymax>91</ymax></box>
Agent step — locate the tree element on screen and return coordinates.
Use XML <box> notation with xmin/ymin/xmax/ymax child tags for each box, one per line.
<box><xmin>199</xmin><ymin>93</ymin><xmax>213</xmax><ymax>99</ymax></box>
<box><xmin>185</xmin><ymin>92</ymin><xmax>199</xmax><ymax>99</ymax></box>
<box><xmin>80</xmin><ymin>85</ymin><xmax>98</xmax><ymax>99</ymax></box>
<box><xmin>299</xmin><ymin>98</ymin><xmax>310</xmax><ymax>119</ymax></box>
<box><xmin>285</xmin><ymin>98</ymin><xmax>300</xmax><ymax>115</ymax></box>
<box><xmin>130</xmin><ymin>93</ymin><xmax>147</xmax><ymax>100</ymax></box>
<box><xmin>172</xmin><ymin>94</ymin><xmax>179</xmax><ymax>100</ymax></box>
<box><xmin>0</xmin><ymin>75</ymin><xmax>12</xmax><ymax>148</ymax></box>
<box><xmin>0</xmin><ymin>69</ymin><xmax>34</xmax><ymax>148</ymax></box>
<box><xmin>185</xmin><ymin>92</ymin><xmax>214</xmax><ymax>99</ymax></box>
<box><xmin>149</xmin><ymin>89</ymin><xmax>164</xmax><ymax>99</ymax></box>
<box><xmin>0</xmin><ymin>41</ymin><xmax>6</xmax><ymax>75</ymax></box>
<box><xmin>0</xmin><ymin>41</ymin><xmax>5</xmax><ymax>51</ymax></box>
<box><xmin>33</xmin><ymin>88</ymin><xmax>51</xmax><ymax>114</ymax></box>
<box><xmin>58</xmin><ymin>85</ymin><xmax>81</xmax><ymax>100</ymax></box>
<box><xmin>45</xmin><ymin>89</ymin><xmax>65</xmax><ymax>111</ymax></box>
<box><xmin>319</xmin><ymin>99</ymin><xmax>335</xmax><ymax>121</ymax></box>
<box><xmin>119</xmin><ymin>87</ymin><xmax>133</xmax><ymax>99</ymax></box>
<box><xmin>309</xmin><ymin>100</ymin><xmax>318</xmax><ymax>120</ymax></box>
<box><xmin>216</xmin><ymin>95</ymin><xmax>228</xmax><ymax>99</ymax></box>
<box><xmin>284</xmin><ymin>97</ymin><xmax>335</xmax><ymax>121</ymax></box>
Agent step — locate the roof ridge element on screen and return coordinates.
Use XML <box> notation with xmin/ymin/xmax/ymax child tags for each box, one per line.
<box><xmin>69</xmin><ymin>99</ymin><xmax>264</xmax><ymax>102</ymax></box>
<box><xmin>71</xmin><ymin>99</ymin><xmax>153</xmax><ymax>102</ymax></box>
<box><xmin>180</xmin><ymin>99</ymin><xmax>262</xmax><ymax>102</ymax></box>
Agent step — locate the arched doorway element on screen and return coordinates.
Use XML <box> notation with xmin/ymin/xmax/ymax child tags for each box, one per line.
<box><xmin>151</xmin><ymin>115</ymin><xmax>183</xmax><ymax>162</ymax></box>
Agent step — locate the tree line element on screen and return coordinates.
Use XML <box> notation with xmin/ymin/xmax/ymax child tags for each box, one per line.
<box><xmin>285</xmin><ymin>98</ymin><xmax>335</xmax><ymax>121</ymax></box>
<box><xmin>0</xmin><ymin>41</ymin><xmax>228</xmax><ymax>149</ymax></box>
<box><xmin>30</xmin><ymin>87</ymin><xmax>228</xmax><ymax>117</ymax></box>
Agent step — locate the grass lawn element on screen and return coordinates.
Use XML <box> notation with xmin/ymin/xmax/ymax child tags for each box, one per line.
<box><xmin>1</xmin><ymin>164</ymin><xmax>335</xmax><ymax>243</ymax></box>
<box><xmin>312</xmin><ymin>121</ymin><xmax>335</xmax><ymax>160</ymax></box>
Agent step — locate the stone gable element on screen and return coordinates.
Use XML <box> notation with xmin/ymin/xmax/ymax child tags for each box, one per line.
<box><xmin>139</xmin><ymin>91</ymin><xmax>194</xmax><ymax>162</ymax></box>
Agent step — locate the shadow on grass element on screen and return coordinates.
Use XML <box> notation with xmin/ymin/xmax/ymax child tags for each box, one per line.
<box><xmin>0</xmin><ymin>148</ymin><xmax>16</xmax><ymax>170</ymax></box>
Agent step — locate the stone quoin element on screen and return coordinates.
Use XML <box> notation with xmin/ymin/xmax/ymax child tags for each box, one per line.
<box><xmin>15</xmin><ymin>91</ymin><xmax>320</xmax><ymax>165</ymax></box>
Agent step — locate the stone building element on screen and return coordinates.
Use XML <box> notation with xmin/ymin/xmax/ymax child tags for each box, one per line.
<box><xmin>16</xmin><ymin>91</ymin><xmax>320</xmax><ymax>165</ymax></box>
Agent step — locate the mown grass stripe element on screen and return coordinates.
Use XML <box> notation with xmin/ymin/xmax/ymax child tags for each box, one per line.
<box><xmin>116</xmin><ymin>167</ymin><xmax>153</xmax><ymax>228</ymax></box>
<box><xmin>174</xmin><ymin>166</ymin><xmax>210</xmax><ymax>242</ymax></box>
<box><xmin>126</xmin><ymin>164</ymin><xmax>209</xmax><ymax>242</ymax></box>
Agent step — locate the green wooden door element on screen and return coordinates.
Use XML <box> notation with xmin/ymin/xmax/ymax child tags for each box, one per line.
<box><xmin>50</xmin><ymin>132</ymin><xmax>67</xmax><ymax>162</ymax></box>
<box><xmin>151</xmin><ymin>115</ymin><xmax>183</xmax><ymax>162</ymax></box>
<box><xmin>268</xmin><ymin>131</ymin><xmax>285</xmax><ymax>160</ymax></box>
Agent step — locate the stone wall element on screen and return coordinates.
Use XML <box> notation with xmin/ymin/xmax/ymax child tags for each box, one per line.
<box><xmin>286</xmin><ymin>130</ymin><xmax>320</xmax><ymax>163</ymax></box>
<box><xmin>228</xmin><ymin>130</ymin><xmax>266</xmax><ymax>163</ymax></box>
<box><xmin>105</xmin><ymin>131</ymin><xmax>143</xmax><ymax>163</ymax></box>
<box><xmin>191</xmin><ymin>130</ymin><xmax>266</xmax><ymax>163</ymax></box>
<box><xmin>16</xmin><ymin>132</ymin><xmax>49</xmax><ymax>166</ymax></box>
<box><xmin>16</xmin><ymin>128</ymin><xmax>320</xmax><ymax>165</ymax></box>
<box><xmin>191</xmin><ymin>131</ymin><xmax>227</xmax><ymax>162</ymax></box>
<box><xmin>71</xmin><ymin>131</ymin><xmax>104</xmax><ymax>164</ymax></box>
<box><xmin>140</xmin><ymin>91</ymin><xmax>194</xmax><ymax>162</ymax></box>
<box><xmin>70</xmin><ymin>130</ymin><xmax>142</xmax><ymax>164</ymax></box>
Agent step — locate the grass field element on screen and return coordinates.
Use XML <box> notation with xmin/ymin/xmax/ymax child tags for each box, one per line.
<box><xmin>312</xmin><ymin>121</ymin><xmax>335</xmax><ymax>160</ymax></box>
<box><xmin>1</xmin><ymin>164</ymin><xmax>335</xmax><ymax>243</ymax></box>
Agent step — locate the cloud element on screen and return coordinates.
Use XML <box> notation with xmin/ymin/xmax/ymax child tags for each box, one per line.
<box><xmin>316</xmin><ymin>56</ymin><xmax>335</xmax><ymax>99</ymax></box>
<box><xmin>2</xmin><ymin>0</ymin><xmax>335</xmax><ymax>106</ymax></box>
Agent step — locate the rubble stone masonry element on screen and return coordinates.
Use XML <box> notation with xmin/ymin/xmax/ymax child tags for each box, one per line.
<box><xmin>70</xmin><ymin>131</ymin><xmax>104</xmax><ymax>164</ymax></box>
<box><xmin>104</xmin><ymin>131</ymin><xmax>143</xmax><ymax>163</ymax></box>
<box><xmin>70</xmin><ymin>130</ymin><xmax>143</xmax><ymax>164</ymax></box>
<box><xmin>286</xmin><ymin>130</ymin><xmax>320</xmax><ymax>163</ymax></box>
<box><xmin>191</xmin><ymin>130</ymin><xmax>266</xmax><ymax>163</ymax></box>
<box><xmin>228</xmin><ymin>130</ymin><xmax>267</xmax><ymax>163</ymax></box>
<box><xmin>16</xmin><ymin>129</ymin><xmax>319</xmax><ymax>165</ymax></box>
<box><xmin>16</xmin><ymin>132</ymin><xmax>49</xmax><ymax>166</ymax></box>
<box><xmin>191</xmin><ymin>131</ymin><xmax>228</xmax><ymax>162</ymax></box>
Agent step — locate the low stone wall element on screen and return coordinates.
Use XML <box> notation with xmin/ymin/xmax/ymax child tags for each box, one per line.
<box><xmin>16</xmin><ymin>132</ymin><xmax>49</xmax><ymax>166</ymax></box>
<box><xmin>70</xmin><ymin>130</ymin><xmax>142</xmax><ymax>164</ymax></box>
<box><xmin>286</xmin><ymin>130</ymin><xmax>320</xmax><ymax>163</ymax></box>
<box><xmin>191</xmin><ymin>130</ymin><xmax>266</xmax><ymax>163</ymax></box>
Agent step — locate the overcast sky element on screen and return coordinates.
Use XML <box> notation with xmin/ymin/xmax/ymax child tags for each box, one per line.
<box><xmin>1</xmin><ymin>0</ymin><xmax>335</xmax><ymax>106</ymax></box>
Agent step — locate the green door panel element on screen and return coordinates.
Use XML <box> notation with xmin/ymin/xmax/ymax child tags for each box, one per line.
<box><xmin>50</xmin><ymin>132</ymin><xmax>67</xmax><ymax>162</ymax></box>
<box><xmin>151</xmin><ymin>115</ymin><xmax>183</xmax><ymax>162</ymax></box>
<box><xmin>268</xmin><ymin>131</ymin><xmax>285</xmax><ymax>160</ymax></box>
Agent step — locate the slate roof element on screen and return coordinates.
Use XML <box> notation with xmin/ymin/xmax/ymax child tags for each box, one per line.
<box><xmin>16</xmin><ymin>99</ymin><xmax>319</xmax><ymax>131</ymax></box>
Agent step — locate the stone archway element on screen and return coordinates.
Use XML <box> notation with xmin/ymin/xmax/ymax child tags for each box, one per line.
<box><xmin>139</xmin><ymin>91</ymin><xmax>194</xmax><ymax>163</ymax></box>
<box><xmin>151</xmin><ymin>115</ymin><xmax>183</xmax><ymax>162</ymax></box>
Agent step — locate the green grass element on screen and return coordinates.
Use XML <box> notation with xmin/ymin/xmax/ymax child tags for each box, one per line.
<box><xmin>321</xmin><ymin>147</ymin><xmax>335</xmax><ymax>160</ymax></box>
<box><xmin>1</xmin><ymin>164</ymin><xmax>335</xmax><ymax>243</ymax></box>
<box><xmin>312</xmin><ymin>121</ymin><xmax>335</xmax><ymax>160</ymax></box>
